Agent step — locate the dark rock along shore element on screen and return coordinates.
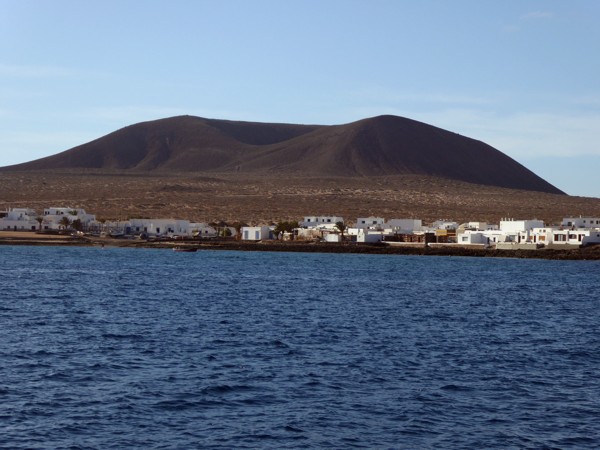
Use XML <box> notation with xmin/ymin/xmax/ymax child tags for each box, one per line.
<box><xmin>1</xmin><ymin>233</ymin><xmax>599</xmax><ymax>260</ymax></box>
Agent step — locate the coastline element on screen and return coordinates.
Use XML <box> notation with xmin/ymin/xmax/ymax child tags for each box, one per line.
<box><xmin>2</xmin><ymin>232</ymin><xmax>600</xmax><ymax>260</ymax></box>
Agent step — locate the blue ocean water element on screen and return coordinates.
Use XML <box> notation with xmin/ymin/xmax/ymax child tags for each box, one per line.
<box><xmin>1</xmin><ymin>246</ymin><xmax>599</xmax><ymax>449</ymax></box>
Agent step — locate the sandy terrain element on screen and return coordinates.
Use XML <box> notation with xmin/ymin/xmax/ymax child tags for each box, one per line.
<box><xmin>1</xmin><ymin>170</ymin><xmax>599</xmax><ymax>225</ymax></box>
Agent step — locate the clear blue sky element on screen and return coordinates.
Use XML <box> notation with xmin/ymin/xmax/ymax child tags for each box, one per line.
<box><xmin>1</xmin><ymin>0</ymin><xmax>599</xmax><ymax>197</ymax></box>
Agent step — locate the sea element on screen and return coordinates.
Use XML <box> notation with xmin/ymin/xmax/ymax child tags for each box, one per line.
<box><xmin>1</xmin><ymin>245</ymin><xmax>599</xmax><ymax>449</ymax></box>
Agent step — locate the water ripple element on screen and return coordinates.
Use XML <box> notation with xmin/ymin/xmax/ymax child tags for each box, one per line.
<box><xmin>1</xmin><ymin>247</ymin><xmax>599</xmax><ymax>448</ymax></box>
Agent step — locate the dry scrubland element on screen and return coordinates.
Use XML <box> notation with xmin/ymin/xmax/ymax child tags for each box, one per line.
<box><xmin>1</xmin><ymin>170</ymin><xmax>599</xmax><ymax>225</ymax></box>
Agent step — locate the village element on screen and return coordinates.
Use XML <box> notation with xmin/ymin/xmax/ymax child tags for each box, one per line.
<box><xmin>2</xmin><ymin>206</ymin><xmax>600</xmax><ymax>250</ymax></box>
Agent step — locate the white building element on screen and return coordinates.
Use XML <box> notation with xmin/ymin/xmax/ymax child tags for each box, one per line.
<box><xmin>457</xmin><ymin>230</ymin><xmax>488</xmax><ymax>245</ymax></box>
<box><xmin>431</xmin><ymin>220</ymin><xmax>459</xmax><ymax>231</ymax></box>
<box><xmin>561</xmin><ymin>217</ymin><xmax>600</xmax><ymax>229</ymax></box>
<box><xmin>497</xmin><ymin>219</ymin><xmax>545</xmax><ymax>244</ymax></box>
<box><xmin>356</xmin><ymin>217</ymin><xmax>385</xmax><ymax>229</ymax></box>
<box><xmin>189</xmin><ymin>222</ymin><xmax>218</xmax><ymax>238</ymax></box>
<box><xmin>459</xmin><ymin>222</ymin><xmax>498</xmax><ymax>231</ymax></box>
<box><xmin>356</xmin><ymin>229</ymin><xmax>386</xmax><ymax>243</ymax></box>
<box><xmin>301</xmin><ymin>216</ymin><xmax>344</xmax><ymax>229</ymax></box>
<box><xmin>128</xmin><ymin>218</ymin><xmax>191</xmax><ymax>236</ymax></box>
<box><xmin>499</xmin><ymin>219</ymin><xmax>545</xmax><ymax>233</ymax></box>
<box><xmin>0</xmin><ymin>208</ymin><xmax>39</xmax><ymax>231</ymax></box>
<box><xmin>42</xmin><ymin>207</ymin><xmax>96</xmax><ymax>230</ymax></box>
<box><xmin>242</xmin><ymin>226</ymin><xmax>272</xmax><ymax>241</ymax></box>
<box><xmin>384</xmin><ymin>219</ymin><xmax>423</xmax><ymax>233</ymax></box>
<box><xmin>545</xmin><ymin>228</ymin><xmax>600</xmax><ymax>246</ymax></box>
<box><xmin>324</xmin><ymin>233</ymin><xmax>342</xmax><ymax>243</ymax></box>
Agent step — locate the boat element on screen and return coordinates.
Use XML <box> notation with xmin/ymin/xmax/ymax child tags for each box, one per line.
<box><xmin>173</xmin><ymin>246</ymin><xmax>198</xmax><ymax>252</ymax></box>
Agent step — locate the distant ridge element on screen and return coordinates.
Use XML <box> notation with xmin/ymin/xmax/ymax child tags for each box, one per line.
<box><xmin>0</xmin><ymin>114</ymin><xmax>564</xmax><ymax>194</ymax></box>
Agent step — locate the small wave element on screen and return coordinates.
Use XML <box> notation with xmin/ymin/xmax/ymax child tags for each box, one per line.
<box><xmin>270</xmin><ymin>339</ymin><xmax>289</xmax><ymax>348</ymax></box>
<box><xmin>238</xmin><ymin>394</ymin><xmax>279</xmax><ymax>406</ymax></box>
<box><xmin>440</xmin><ymin>384</ymin><xmax>474</xmax><ymax>392</ymax></box>
<box><xmin>101</xmin><ymin>333</ymin><xmax>145</xmax><ymax>340</ymax></box>
<box><xmin>153</xmin><ymin>399</ymin><xmax>223</xmax><ymax>410</ymax></box>
<box><xmin>201</xmin><ymin>384</ymin><xmax>254</xmax><ymax>395</ymax></box>
<box><xmin>44</xmin><ymin>371</ymin><xmax>71</xmax><ymax>381</ymax></box>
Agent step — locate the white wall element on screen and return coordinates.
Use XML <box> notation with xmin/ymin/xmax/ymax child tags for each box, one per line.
<box><xmin>242</xmin><ymin>226</ymin><xmax>272</xmax><ymax>241</ymax></box>
<box><xmin>129</xmin><ymin>218</ymin><xmax>191</xmax><ymax>236</ymax></box>
<box><xmin>356</xmin><ymin>230</ymin><xmax>385</xmax><ymax>243</ymax></box>
<box><xmin>0</xmin><ymin>208</ymin><xmax>39</xmax><ymax>231</ymax></box>
<box><xmin>500</xmin><ymin>219</ymin><xmax>544</xmax><ymax>233</ymax></box>
<box><xmin>561</xmin><ymin>217</ymin><xmax>600</xmax><ymax>228</ymax></box>
<box><xmin>384</xmin><ymin>219</ymin><xmax>422</xmax><ymax>232</ymax></box>
<box><xmin>301</xmin><ymin>216</ymin><xmax>343</xmax><ymax>228</ymax></box>
<box><xmin>356</xmin><ymin>217</ymin><xmax>385</xmax><ymax>229</ymax></box>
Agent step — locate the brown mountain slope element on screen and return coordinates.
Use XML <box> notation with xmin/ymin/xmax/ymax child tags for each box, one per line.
<box><xmin>0</xmin><ymin>114</ymin><xmax>563</xmax><ymax>194</ymax></box>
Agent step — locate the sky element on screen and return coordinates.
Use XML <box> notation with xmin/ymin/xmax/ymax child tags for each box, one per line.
<box><xmin>1</xmin><ymin>0</ymin><xmax>599</xmax><ymax>197</ymax></box>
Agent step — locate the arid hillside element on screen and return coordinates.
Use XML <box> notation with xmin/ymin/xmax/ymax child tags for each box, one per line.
<box><xmin>0</xmin><ymin>170</ymin><xmax>598</xmax><ymax>226</ymax></box>
<box><xmin>0</xmin><ymin>115</ymin><xmax>563</xmax><ymax>194</ymax></box>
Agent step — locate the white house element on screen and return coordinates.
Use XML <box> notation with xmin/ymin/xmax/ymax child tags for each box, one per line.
<box><xmin>547</xmin><ymin>228</ymin><xmax>600</xmax><ymax>246</ymax></box>
<box><xmin>561</xmin><ymin>217</ymin><xmax>600</xmax><ymax>229</ymax></box>
<box><xmin>498</xmin><ymin>219</ymin><xmax>545</xmax><ymax>244</ymax></box>
<box><xmin>499</xmin><ymin>219</ymin><xmax>545</xmax><ymax>233</ymax></box>
<box><xmin>128</xmin><ymin>218</ymin><xmax>191</xmax><ymax>236</ymax></box>
<box><xmin>384</xmin><ymin>219</ymin><xmax>423</xmax><ymax>233</ymax></box>
<box><xmin>242</xmin><ymin>226</ymin><xmax>272</xmax><ymax>241</ymax></box>
<box><xmin>459</xmin><ymin>222</ymin><xmax>498</xmax><ymax>231</ymax></box>
<box><xmin>301</xmin><ymin>216</ymin><xmax>344</xmax><ymax>229</ymax></box>
<box><xmin>456</xmin><ymin>229</ymin><xmax>507</xmax><ymax>245</ymax></box>
<box><xmin>324</xmin><ymin>233</ymin><xmax>342</xmax><ymax>243</ymax></box>
<box><xmin>189</xmin><ymin>222</ymin><xmax>218</xmax><ymax>238</ymax></box>
<box><xmin>356</xmin><ymin>217</ymin><xmax>385</xmax><ymax>229</ymax></box>
<box><xmin>457</xmin><ymin>230</ymin><xmax>488</xmax><ymax>245</ymax></box>
<box><xmin>42</xmin><ymin>207</ymin><xmax>96</xmax><ymax>230</ymax></box>
<box><xmin>356</xmin><ymin>229</ymin><xmax>386</xmax><ymax>243</ymax></box>
<box><xmin>431</xmin><ymin>220</ymin><xmax>459</xmax><ymax>231</ymax></box>
<box><xmin>0</xmin><ymin>208</ymin><xmax>39</xmax><ymax>231</ymax></box>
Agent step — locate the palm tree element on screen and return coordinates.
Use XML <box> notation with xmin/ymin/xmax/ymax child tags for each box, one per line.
<box><xmin>231</xmin><ymin>221</ymin><xmax>247</xmax><ymax>240</ymax></box>
<box><xmin>335</xmin><ymin>221</ymin><xmax>347</xmax><ymax>242</ymax></box>
<box><xmin>71</xmin><ymin>219</ymin><xmax>83</xmax><ymax>232</ymax></box>
<box><xmin>59</xmin><ymin>216</ymin><xmax>71</xmax><ymax>231</ymax></box>
<box><xmin>274</xmin><ymin>221</ymin><xmax>299</xmax><ymax>240</ymax></box>
<box><xmin>35</xmin><ymin>216</ymin><xmax>44</xmax><ymax>232</ymax></box>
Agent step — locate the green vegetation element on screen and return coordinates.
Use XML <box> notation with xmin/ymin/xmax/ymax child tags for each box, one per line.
<box><xmin>59</xmin><ymin>216</ymin><xmax>71</xmax><ymax>230</ymax></box>
<box><xmin>274</xmin><ymin>221</ymin><xmax>299</xmax><ymax>240</ymax></box>
<box><xmin>335</xmin><ymin>221</ymin><xmax>347</xmax><ymax>241</ymax></box>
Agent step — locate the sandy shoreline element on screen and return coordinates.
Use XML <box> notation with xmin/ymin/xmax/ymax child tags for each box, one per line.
<box><xmin>2</xmin><ymin>231</ymin><xmax>600</xmax><ymax>260</ymax></box>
